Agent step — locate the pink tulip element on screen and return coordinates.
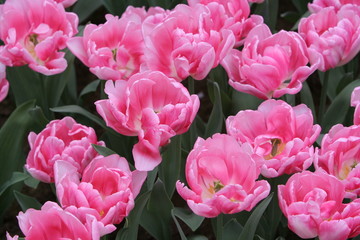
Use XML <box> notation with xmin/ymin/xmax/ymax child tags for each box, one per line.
<box><xmin>0</xmin><ymin>0</ymin><xmax>78</xmax><ymax>75</ymax></box>
<box><xmin>222</xmin><ymin>24</ymin><xmax>317</xmax><ymax>99</ymax></box>
<box><xmin>142</xmin><ymin>3</ymin><xmax>236</xmax><ymax>81</ymax></box>
<box><xmin>55</xmin><ymin>154</ymin><xmax>147</xmax><ymax>225</ymax></box>
<box><xmin>54</xmin><ymin>0</ymin><xmax>77</xmax><ymax>8</ymax></box>
<box><xmin>16</xmin><ymin>201</ymin><xmax>115</xmax><ymax>240</ymax></box>
<box><xmin>95</xmin><ymin>71</ymin><xmax>199</xmax><ymax>171</ymax></box>
<box><xmin>226</xmin><ymin>99</ymin><xmax>321</xmax><ymax>178</ymax></box>
<box><xmin>187</xmin><ymin>0</ymin><xmax>263</xmax><ymax>47</ymax></box>
<box><xmin>0</xmin><ymin>62</ymin><xmax>9</xmax><ymax>102</ymax></box>
<box><xmin>332</xmin><ymin>199</ymin><xmax>360</xmax><ymax>238</ymax></box>
<box><xmin>278</xmin><ymin>171</ymin><xmax>351</xmax><ymax>240</ymax></box>
<box><xmin>308</xmin><ymin>0</ymin><xmax>360</xmax><ymax>12</ymax></box>
<box><xmin>67</xmin><ymin>6</ymin><xmax>160</xmax><ymax>81</ymax></box>
<box><xmin>315</xmin><ymin>124</ymin><xmax>360</xmax><ymax>199</ymax></box>
<box><xmin>351</xmin><ymin>86</ymin><xmax>360</xmax><ymax>124</ymax></box>
<box><xmin>298</xmin><ymin>4</ymin><xmax>360</xmax><ymax>71</ymax></box>
<box><xmin>25</xmin><ymin>117</ymin><xmax>103</xmax><ymax>183</ymax></box>
<box><xmin>176</xmin><ymin>134</ymin><xmax>270</xmax><ymax>218</ymax></box>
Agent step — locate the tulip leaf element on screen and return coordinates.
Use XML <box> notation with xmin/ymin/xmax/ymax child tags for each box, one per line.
<box><xmin>140</xmin><ymin>179</ymin><xmax>174</xmax><ymax>240</ymax></box>
<box><xmin>172</xmin><ymin>207</ymin><xmax>204</xmax><ymax>232</ymax></box>
<box><xmin>231</xmin><ymin>90</ymin><xmax>263</xmax><ymax>113</ymax></box>
<box><xmin>50</xmin><ymin>105</ymin><xmax>107</xmax><ymax>129</ymax></box>
<box><xmin>146</xmin><ymin>167</ymin><xmax>158</xmax><ymax>192</ymax></box>
<box><xmin>300</xmin><ymin>82</ymin><xmax>316</xmax><ymax>123</ymax></box>
<box><xmin>204</xmin><ymin>81</ymin><xmax>224</xmax><ymax>138</ymax></box>
<box><xmin>73</xmin><ymin>0</ymin><xmax>103</xmax><ymax>23</ymax></box>
<box><xmin>290</xmin><ymin>0</ymin><xmax>308</xmax><ymax>14</ymax></box>
<box><xmin>159</xmin><ymin>135</ymin><xmax>182</xmax><ymax>197</ymax></box>
<box><xmin>14</xmin><ymin>190</ymin><xmax>42</xmax><ymax>211</ymax></box>
<box><xmin>322</xmin><ymin>79</ymin><xmax>360</xmax><ymax>132</ymax></box>
<box><xmin>319</xmin><ymin>67</ymin><xmax>346</xmax><ymax>101</ymax></box>
<box><xmin>188</xmin><ymin>236</ymin><xmax>208</xmax><ymax>240</ymax></box>
<box><xmin>92</xmin><ymin>144</ymin><xmax>117</xmax><ymax>157</ymax></box>
<box><xmin>79</xmin><ymin>79</ymin><xmax>101</xmax><ymax>100</ymax></box>
<box><xmin>171</xmin><ymin>209</ymin><xmax>188</xmax><ymax>240</ymax></box>
<box><xmin>24</xmin><ymin>174</ymin><xmax>40</xmax><ymax>189</ymax></box>
<box><xmin>101</xmin><ymin>0</ymin><xmax>145</xmax><ymax>16</ymax></box>
<box><xmin>28</xmin><ymin>106</ymin><xmax>49</xmax><ymax>130</ymax></box>
<box><xmin>0</xmin><ymin>100</ymin><xmax>36</xmax><ymax>185</ymax></box>
<box><xmin>0</xmin><ymin>100</ymin><xmax>36</xmax><ymax>220</ymax></box>
<box><xmin>237</xmin><ymin>193</ymin><xmax>274</xmax><ymax>240</ymax></box>
<box><xmin>254</xmin><ymin>0</ymin><xmax>278</xmax><ymax>32</ymax></box>
<box><xmin>6</xmin><ymin>66</ymin><xmax>42</xmax><ymax>107</ymax></box>
<box><xmin>116</xmin><ymin>191</ymin><xmax>151</xmax><ymax>240</ymax></box>
<box><xmin>0</xmin><ymin>172</ymin><xmax>29</xmax><ymax>197</ymax></box>
<box><xmin>223</xmin><ymin>219</ymin><xmax>243</xmax><ymax>239</ymax></box>
<box><xmin>43</xmin><ymin>51</ymin><xmax>76</xmax><ymax>110</ymax></box>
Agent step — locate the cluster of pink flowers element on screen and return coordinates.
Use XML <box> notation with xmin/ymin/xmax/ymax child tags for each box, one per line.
<box><xmin>275</xmin><ymin>86</ymin><xmax>360</xmax><ymax>240</ymax></box>
<box><xmin>8</xmin><ymin>117</ymin><xmax>147</xmax><ymax>239</ymax></box>
<box><xmin>0</xmin><ymin>0</ymin><xmax>78</xmax><ymax>75</ymax></box>
<box><xmin>278</xmin><ymin>171</ymin><xmax>360</xmax><ymax>240</ymax></box>
<box><xmin>299</xmin><ymin>0</ymin><xmax>360</xmax><ymax>71</ymax></box>
<box><xmin>3</xmin><ymin>0</ymin><xmax>360</xmax><ymax>239</ymax></box>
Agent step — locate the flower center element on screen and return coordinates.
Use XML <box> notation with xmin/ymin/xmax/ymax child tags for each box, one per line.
<box><xmin>208</xmin><ymin>180</ymin><xmax>224</xmax><ymax>194</ymax></box>
<box><xmin>29</xmin><ymin>34</ymin><xmax>39</xmax><ymax>45</ymax></box>
<box><xmin>339</xmin><ymin>160</ymin><xmax>358</xmax><ymax>180</ymax></box>
<box><xmin>265</xmin><ymin>138</ymin><xmax>285</xmax><ymax>160</ymax></box>
<box><xmin>112</xmin><ymin>48</ymin><xmax>117</xmax><ymax>61</ymax></box>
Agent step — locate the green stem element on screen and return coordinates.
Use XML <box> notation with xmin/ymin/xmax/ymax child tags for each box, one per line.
<box><xmin>40</xmin><ymin>74</ymin><xmax>51</xmax><ymax>119</ymax></box>
<box><xmin>216</xmin><ymin>213</ymin><xmax>223</xmax><ymax>240</ymax></box>
<box><xmin>100</xmin><ymin>80</ymin><xmax>106</xmax><ymax>100</ymax></box>
<box><xmin>318</xmin><ymin>70</ymin><xmax>330</xmax><ymax>125</ymax></box>
<box><xmin>188</xmin><ymin>77</ymin><xmax>195</xmax><ymax>94</ymax></box>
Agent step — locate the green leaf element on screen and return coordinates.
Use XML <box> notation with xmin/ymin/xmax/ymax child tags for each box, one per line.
<box><xmin>319</xmin><ymin>67</ymin><xmax>346</xmax><ymax>101</ymax></box>
<box><xmin>238</xmin><ymin>193</ymin><xmax>274</xmax><ymax>240</ymax></box>
<box><xmin>290</xmin><ymin>0</ymin><xmax>309</xmax><ymax>14</ymax></box>
<box><xmin>146</xmin><ymin>167</ymin><xmax>158</xmax><ymax>191</ymax></box>
<box><xmin>322</xmin><ymin>79</ymin><xmax>360</xmax><ymax>132</ymax></box>
<box><xmin>24</xmin><ymin>174</ymin><xmax>40</xmax><ymax>189</ymax></box>
<box><xmin>148</xmin><ymin>0</ymin><xmax>169</xmax><ymax>8</ymax></box>
<box><xmin>0</xmin><ymin>172</ymin><xmax>29</xmax><ymax>197</ymax></box>
<box><xmin>6</xmin><ymin>66</ymin><xmax>42</xmax><ymax>107</ymax></box>
<box><xmin>204</xmin><ymin>81</ymin><xmax>224</xmax><ymax>138</ymax></box>
<box><xmin>140</xmin><ymin>179</ymin><xmax>174</xmax><ymax>240</ymax></box>
<box><xmin>222</xmin><ymin>219</ymin><xmax>243</xmax><ymax>240</ymax></box>
<box><xmin>92</xmin><ymin>144</ymin><xmax>117</xmax><ymax>157</ymax></box>
<box><xmin>172</xmin><ymin>207</ymin><xmax>205</xmax><ymax>232</ymax></box>
<box><xmin>117</xmin><ymin>191</ymin><xmax>151</xmax><ymax>240</ymax></box>
<box><xmin>43</xmin><ymin>51</ymin><xmax>76</xmax><ymax>110</ymax></box>
<box><xmin>159</xmin><ymin>135</ymin><xmax>182</xmax><ymax>197</ymax></box>
<box><xmin>291</xmin><ymin>11</ymin><xmax>310</xmax><ymax>31</ymax></box>
<box><xmin>300</xmin><ymin>82</ymin><xmax>317</xmax><ymax>123</ymax></box>
<box><xmin>0</xmin><ymin>100</ymin><xmax>35</xmax><ymax>218</ymax></box>
<box><xmin>231</xmin><ymin>90</ymin><xmax>263</xmax><ymax>113</ymax></box>
<box><xmin>28</xmin><ymin>106</ymin><xmax>49</xmax><ymax>130</ymax></box>
<box><xmin>14</xmin><ymin>190</ymin><xmax>42</xmax><ymax>211</ymax></box>
<box><xmin>73</xmin><ymin>0</ymin><xmax>103</xmax><ymax>23</ymax></box>
<box><xmin>171</xmin><ymin>209</ymin><xmax>188</xmax><ymax>240</ymax></box>
<box><xmin>254</xmin><ymin>0</ymin><xmax>278</xmax><ymax>32</ymax></box>
<box><xmin>101</xmin><ymin>131</ymin><xmax>136</xmax><ymax>164</ymax></box>
<box><xmin>188</xmin><ymin>236</ymin><xmax>208</xmax><ymax>240</ymax></box>
<box><xmin>79</xmin><ymin>79</ymin><xmax>101</xmax><ymax>100</ymax></box>
<box><xmin>101</xmin><ymin>0</ymin><xmax>144</xmax><ymax>16</ymax></box>
<box><xmin>50</xmin><ymin>105</ymin><xmax>107</xmax><ymax>129</ymax></box>
<box><xmin>0</xmin><ymin>100</ymin><xmax>35</xmax><ymax>185</ymax></box>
